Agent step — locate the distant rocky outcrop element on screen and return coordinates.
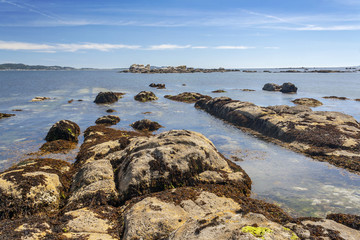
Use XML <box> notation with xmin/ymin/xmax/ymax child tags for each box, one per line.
<box><xmin>94</xmin><ymin>92</ymin><xmax>125</xmax><ymax>104</ymax></box>
<box><xmin>165</xmin><ymin>92</ymin><xmax>211</xmax><ymax>103</ymax></box>
<box><xmin>292</xmin><ymin>98</ymin><xmax>323</xmax><ymax>107</ymax></box>
<box><xmin>195</xmin><ymin>97</ymin><xmax>360</xmax><ymax>173</ymax></box>
<box><xmin>134</xmin><ymin>91</ymin><xmax>158</xmax><ymax>102</ymax></box>
<box><xmin>149</xmin><ymin>83</ymin><xmax>166</xmax><ymax>89</ymax></box>
<box><xmin>212</xmin><ymin>89</ymin><xmax>227</xmax><ymax>93</ymax></box>
<box><xmin>130</xmin><ymin>119</ymin><xmax>162</xmax><ymax>131</ymax></box>
<box><xmin>95</xmin><ymin>115</ymin><xmax>120</xmax><ymax>125</ymax></box>
<box><xmin>0</xmin><ymin>113</ymin><xmax>15</xmax><ymax>119</ymax></box>
<box><xmin>121</xmin><ymin>64</ymin><xmax>241</xmax><ymax>74</ymax></box>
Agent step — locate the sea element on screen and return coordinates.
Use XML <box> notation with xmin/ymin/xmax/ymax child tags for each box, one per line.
<box><xmin>1</xmin><ymin>69</ymin><xmax>360</xmax><ymax>217</ymax></box>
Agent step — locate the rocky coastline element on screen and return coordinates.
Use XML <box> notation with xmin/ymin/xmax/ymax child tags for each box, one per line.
<box><xmin>1</xmin><ymin>122</ymin><xmax>360</xmax><ymax>239</ymax></box>
<box><xmin>195</xmin><ymin>96</ymin><xmax>360</xmax><ymax>174</ymax></box>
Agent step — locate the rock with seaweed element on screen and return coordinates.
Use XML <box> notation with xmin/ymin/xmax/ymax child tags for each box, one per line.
<box><xmin>164</xmin><ymin>92</ymin><xmax>211</xmax><ymax>103</ymax></box>
<box><xmin>292</xmin><ymin>98</ymin><xmax>323</xmax><ymax>107</ymax></box>
<box><xmin>130</xmin><ymin>119</ymin><xmax>163</xmax><ymax>131</ymax></box>
<box><xmin>95</xmin><ymin>115</ymin><xmax>120</xmax><ymax>125</ymax></box>
<box><xmin>44</xmin><ymin>120</ymin><xmax>80</xmax><ymax>143</ymax></box>
<box><xmin>195</xmin><ymin>96</ymin><xmax>360</xmax><ymax>173</ymax></box>
<box><xmin>94</xmin><ymin>91</ymin><xmax>125</xmax><ymax>104</ymax></box>
<box><xmin>134</xmin><ymin>91</ymin><xmax>158</xmax><ymax>102</ymax></box>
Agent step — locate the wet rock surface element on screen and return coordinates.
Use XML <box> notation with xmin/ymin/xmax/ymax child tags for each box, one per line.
<box><xmin>134</xmin><ymin>91</ymin><xmax>158</xmax><ymax>102</ymax></box>
<box><xmin>0</xmin><ymin>113</ymin><xmax>15</xmax><ymax>119</ymax></box>
<box><xmin>130</xmin><ymin>119</ymin><xmax>163</xmax><ymax>131</ymax></box>
<box><xmin>149</xmin><ymin>83</ymin><xmax>165</xmax><ymax>89</ymax></box>
<box><xmin>165</xmin><ymin>92</ymin><xmax>212</xmax><ymax>103</ymax></box>
<box><xmin>1</xmin><ymin>124</ymin><xmax>359</xmax><ymax>239</ymax></box>
<box><xmin>45</xmin><ymin>119</ymin><xmax>80</xmax><ymax>143</ymax></box>
<box><xmin>196</xmin><ymin>96</ymin><xmax>360</xmax><ymax>173</ymax></box>
<box><xmin>292</xmin><ymin>98</ymin><xmax>323</xmax><ymax>107</ymax></box>
<box><xmin>262</xmin><ymin>82</ymin><xmax>298</xmax><ymax>93</ymax></box>
<box><xmin>95</xmin><ymin>115</ymin><xmax>120</xmax><ymax>125</ymax></box>
<box><xmin>94</xmin><ymin>91</ymin><xmax>125</xmax><ymax>104</ymax></box>
<box><xmin>39</xmin><ymin>139</ymin><xmax>77</xmax><ymax>154</ymax></box>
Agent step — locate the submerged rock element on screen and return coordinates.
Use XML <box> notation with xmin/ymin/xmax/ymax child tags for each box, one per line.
<box><xmin>292</xmin><ymin>98</ymin><xmax>323</xmax><ymax>107</ymax></box>
<box><xmin>130</xmin><ymin>119</ymin><xmax>162</xmax><ymax>131</ymax></box>
<box><xmin>31</xmin><ymin>96</ymin><xmax>50</xmax><ymax>102</ymax></box>
<box><xmin>95</xmin><ymin>115</ymin><xmax>120</xmax><ymax>125</ymax></box>
<box><xmin>0</xmin><ymin>113</ymin><xmax>15</xmax><ymax>119</ymax></box>
<box><xmin>323</xmin><ymin>95</ymin><xmax>349</xmax><ymax>100</ymax></box>
<box><xmin>134</xmin><ymin>91</ymin><xmax>158</xmax><ymax>102</ymax></box>
<box><xmin>164</xmin><ymin>92</ymin><xmax>211</xmax><ymax>103</ymax></box>
<box><xmin>196</xmin><ymin>97</ymin><xmax>360</xmax><ymax>173</ymax></box>
<box><xmin>45</xmin><ymin>120</ymin><xmax>80</xmax><ymax>143</ymax></box>
<box><xmin>94</xmin><ymin>92</ymin><xmax>125</xmax><ymax>104</ymax></box>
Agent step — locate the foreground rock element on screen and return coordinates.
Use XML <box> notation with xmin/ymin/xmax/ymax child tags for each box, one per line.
<box><xmin>165</xmin><ymin>92</ymin><xmax>211</xmax><ymax>103</ymax></box>
<box><xmin>134</xmin><ymin>91</ymin><xmax>158</xmax><ymax>102</ymax></box>
<box><xmin>130</xmin><ymin>119</ymin><xmax>162</xmax><ymax>131</ymax></box>
<box><xmin>0</xmin><ymin>158</ymin><xmax>71</xmax><ymax>219</ymax></box>
<box><xmin>1</xmin><ymin>125</ymin><xmax>360</xmax><ymax>239</ymax></box>
<box><xmin>39</xmin><ymin>139</ymin><xmax>77</xmax><ymax>154</ymax></box>
<box><xmin>95</xmin><ymin>115</ymin><xmax>120</xmax><ymax>125</ymax></box>
<box><xmin>292</xmin><ymin>98</ymin><xmax>323</xmax><ymax>107</ymax></box>
<box><xmin>196</xmin><ymin>97</ymin><xmax>360</xmax><ymax>173</ymax></box>
<box><xmin>0</xmin><ymin>113</ymin><xmax>15</xmax><ymax>119</ymax></box>
<box><xmin>45</xmin><ymin>120</ymin><xmax>80</xmax><ymax>143</ymax></box>
<box><xmin>94</xmin><ymin>91</ymin><xmax>125</xmax><ymax>104</ymax></box>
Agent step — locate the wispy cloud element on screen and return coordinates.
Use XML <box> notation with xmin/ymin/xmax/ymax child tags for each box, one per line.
<box><xmin>147</xmin><ymin>44</ymin><xmax>192</xmax><ymax>50</ymax></box>
<box><xmin>264</xmin><ymin>46</ymin><xmax>280</xmax><ymax>49</ymax></box>
<box><xmin>283</xmin><ymin>25</ymin><xmax>360</xmax><ymax>31</ymax></box>
<box><xmin>0</xmin><ymin>41</ymin><xmax>141</xmax><ymax>52</ymax></box>
<box><xmin>192</xmin><ymin>46</ymin><xmax>208</xmax><ymax>49</ymax></box>
<box><xmin>214</xmin><ymin>46</ymin><xmax>255</xmax><ymax>50</ymax></box>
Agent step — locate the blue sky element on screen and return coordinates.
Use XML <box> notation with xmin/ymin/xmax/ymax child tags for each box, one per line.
<box><xmin>0</xmin><ymin>0</ymin><xmax>359</xmax><ymax>68</ymax></box>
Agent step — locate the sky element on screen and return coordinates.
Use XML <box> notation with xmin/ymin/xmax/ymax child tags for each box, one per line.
<box><xmin>0</xmin><ymin>0</ymin><xmax>359</xmax><ymax>68</ymax></box>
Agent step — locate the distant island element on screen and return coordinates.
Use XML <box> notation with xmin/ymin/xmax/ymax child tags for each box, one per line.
<box><xmin>120</xmin><ymin>64</ymin><xmax>241</xmax><ymax>73</ymax></box>
<box><xmin>0</xmin><ymin>63</ymin><xmax>76</xmax><ymax>71</ymax></box>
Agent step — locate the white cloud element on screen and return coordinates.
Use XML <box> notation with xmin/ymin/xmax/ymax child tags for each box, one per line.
<box><xmin>147</xmin><ymin>44</ymin><xmax>192</xmax><ymax>50</ymax></box>
<box><xmin>0</xmin><ymin>41</ymin><xmax>141</xmax><ymax>52</ymax></box>
<box><xmin>214</xmin><ymin>46</ymin><xmax>255</xmax><ymax>50</ymax></box>
<box><xmin>192</xmin><ymin>46</ymin><xmax>208</xmax><ymax>49</ymax></box>
<box><xmin>264</xmin><ymin>47</ymin><xmax>280</xmax><ymax>49</ymax></box>
<box><xmin>288</xmin><ymin>25</ymin><xmax>360</xmax><ymax>31</ymax></box>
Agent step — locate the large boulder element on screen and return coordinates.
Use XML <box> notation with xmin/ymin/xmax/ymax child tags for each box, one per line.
<box><xmin>134</xmin><ymin>91</ymin><xmax>158</xmax><ymax>102</ymax></box>
<box><xmin>262</xmin><ymin>83</ymin><xmax>281</xmax><ymax>91</ymax></box>
<box><xmin>95</xmin><ymin>115</ymin><xmax>120</xmax><ymax>125</ymax></box>
<box><xmin>113</xmin><ymin>130</ymin><xmax>251</xmax><ymax>201</ymax></box>
<box><xmin>45</xmin><ymin>120</ymin><xmax>80</xmax><ymax>143</ymax></box>
<box><xmin>164</xmin><ymin>92</ymin><xmax>211</xmax><ymax>103</ymax></box>
<box><xmin>130</xmin><ymin>119</ymin><xmax>162</xmax><ymax>131</ymax></box>
<box><xmin>280</xmin><ymin>82</ymin><xmax>298</xmax><ymax>93</ymax></box>
<box><xmin>0</xmin><ymin>158</ymin><xmax>71</xmax><ymax>219</ymax></box>
<box><xmin>94</xmin><ymin>92</ymin><xmax>124</xmax><ymax>104</ymax></box>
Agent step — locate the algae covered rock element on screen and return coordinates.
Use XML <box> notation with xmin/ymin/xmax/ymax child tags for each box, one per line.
<box><xmin>134</xmin><ymin>91</ymin><xmax>158</xmax><ymax>102</ymax></box>
<box><xmin>164</xmin><ymin>92</ymin><xmax>211</xmax><ymax>103</ymax></box>
<box><xmin>130</xmin><ymin>119</ymin><xmax>163</xmax><ymax>131</ymax></box>
<box><xmin>94</xmin><ymin>91</ymin><xmax>125</xmax><ymax>104</ymax></box>
<box><xmin>149</xmin><ymin>83</ymin><xmax>165</xmax><ymax>89</ymax></box>
<box><xmin>114</xmin><ymin>130</ymin><xmax>251</xmax><ymax>201</ymax></box>
<box><xmin>45</xmin><ymin>119</ymin><xmax>80</xmax><ymax>143</ymax></box>
<box><xmin>95</xmin><ymin>115</ymin><xmax>120</xmax><ymax>125</ymax></box>
<box><xmin>39</xmin><ymin>139</ymin><xmax>77</xmax><ymax>154</ymax></box>
<box><xmin>0</xmin><ymin>158</ymin><xmax>71</xmax><ymax>219</ymax></box>
<box><xmin>292</xmin><ymin>98</ymin><xmax>323</xmax><ymax>107</ymax></box>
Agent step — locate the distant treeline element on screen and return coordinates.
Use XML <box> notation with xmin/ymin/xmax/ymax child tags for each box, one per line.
<box><xmin>0</xmin><ymin>63</ymin><xmax>75</xmax><ymax>70</ymax></box>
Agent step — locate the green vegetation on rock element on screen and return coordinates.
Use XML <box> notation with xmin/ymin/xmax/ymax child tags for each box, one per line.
<box><xmin>241</xmin><ymin>226</ymin><xmax>273</xmax><ymax>239</ymax></box>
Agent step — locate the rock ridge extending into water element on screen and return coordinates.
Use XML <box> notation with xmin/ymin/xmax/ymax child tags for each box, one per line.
<box><xmin>195</xmin><ymin>96</ymin><xmax>360</xmax><ymax>174</ymax></box>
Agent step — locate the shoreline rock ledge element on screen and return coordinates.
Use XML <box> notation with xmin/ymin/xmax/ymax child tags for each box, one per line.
<box><xmin>195</xmin><ymin>96</ymin><xmax>360</xmax><ymax>174</ymax></box>
<box><xmin>1</xmin><ymin>124</ymin><xmax>360</xmax><ymax>239</ymax></box>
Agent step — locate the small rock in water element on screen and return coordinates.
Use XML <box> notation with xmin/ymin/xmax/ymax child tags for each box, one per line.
<box><xmin>292</xmin><ymin>98</ymin><xmax>323</xmax><ymax>107</ymax></box>
<box><xmin>0</xmin><ymin>113</ymin><xmax>15</xmax><ymax>119</ymax></box>
<box><xmin>131</xmin><ymin>119</ymin><xmax>162</xmax><ymax>131</ymax></box>
<box><xmin>212</xmin><ymin>89</ymin><xmax>226</xmax><ymax>93</ymax></box>
<box><xmin>95</xmin><ymin>115</ymin><xmax>120</xmax><ymax>125</ymax></box>
<box><xmin>45</xmin><ymin>120</ymin><xmax>80</xmax><ymax>142</ymax></box>
<box><xmin>134</xmin><ymin>91</ymin><xmax>158</xmax><ymax>102</ymax></box>
<box><xmin>94</xmin><ymin>91</ymin><xmax>125</xmax><ymax>104</ymax></box>
<box><xmin>31</xmin><ymin>96</ymin><xmax>50</xmax><ymax>102</ymax></box>
<box><xmin>149</xmin><ymin>83</ymin><xmax>166</xmax><ymax>89</ymax></box>
<box><xmin>106</xmin><ymin>108</ymin><xmax>116</xmax><ymax>113</ymax></box>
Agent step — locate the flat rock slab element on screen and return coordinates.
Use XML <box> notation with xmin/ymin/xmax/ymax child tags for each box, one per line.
<box><xmin>196</xmin><ymin>97</ymin><xmax>360</xmax><ymax>173</ymax></box>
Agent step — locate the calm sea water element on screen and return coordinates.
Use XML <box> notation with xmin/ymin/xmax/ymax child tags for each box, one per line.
<box><xmin>1</xmin><ymin>70</ymin><xmax>360</xmax><ymax>217</ymax></box>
